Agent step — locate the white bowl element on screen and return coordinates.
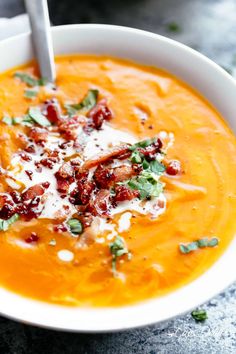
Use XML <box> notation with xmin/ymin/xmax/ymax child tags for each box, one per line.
<box><xmin>0</xmin><ymin>24</ymin><xmax>236</xmax><ymax>332</ymax></box>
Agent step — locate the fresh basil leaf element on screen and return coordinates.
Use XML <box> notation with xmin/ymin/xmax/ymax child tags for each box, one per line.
<box><xmin>64</xmin><ymin>104</ymin><xmax>78</xmax><ymax>117</ymax></box>
<box><xmin>12</xmin><ymin>117</ymin><xmax>22</xmax><ymax>125</ymax></box>
<box><xmin>149</xmin><ymin>160</ymin><xmax>166</xmax><ymax>174</ymax></box>
<box><xmin>65</xmin><ymin>89</ymin><xmax>99</xmax><ymax>116</ymax></box>
<box><xmin>207</xmin><ymin>237</ymin><xmax>219</xmax><ymax>247</ymax></box>
<box><xmin>131</xmin><ymin>150</ymin><xmax>143</xmax><ymax>164</ymax></box>
<box><xmin>14</xmin><ymin>72</ymin><xmax>39</xmax><ymax>87</ymax></box>
<box><xmin>67</xmin><ymin>218</ymin><xmax>83</xmax><ymax>235</ymax></box>
<box><xmin>28</xmin><ymin>107</ymin><xmax>51</xmax><ymax>127</ymax></box>
<box><xmin>14</xmin><ymin>72</ymin><xmax>47</xmax><ymax>87</ymax></box>
<box><xmin>24</xmin><ymin>89</ymin><xmax>38</xmax><ymax>99</ymax></box>
<box><xmin>179</xmin><ymin>237</ymin><xmax>219</xmax><ymax>254</ymax></box>
<box><xmin>22</xmin><ymin>114</ymin><xmax>34</xmax><ymax>127</ymax></box>
<box><xmin>191</xmin><ymin>309</ymin><xmax>207</xmax><ymax>322</ymax></box>
<box><xmin>0</xmin><ymin>213</ymin><xmax>19</xmax><ymax>231</ymax></box>
<box><xmin>109</xmin><ymin>235</ymin><xmax>129</xmax><ymax>274</ymax></box>
<box><xmin>129</xmin><ymin>138</ymin><xmax>155</xmax><ymax>151</ymax></box>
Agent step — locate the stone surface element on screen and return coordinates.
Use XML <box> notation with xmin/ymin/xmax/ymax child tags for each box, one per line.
<box><xmin>0</xmin><ymin>0</ymin><xmax>236</xmax><ymax>353</ymax></box>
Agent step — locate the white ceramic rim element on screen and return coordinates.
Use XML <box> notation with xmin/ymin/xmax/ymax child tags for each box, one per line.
<box><xmin>0</xmin><ymin>24</ymin><xmax>236</xmax><ymax>332</ymax></box>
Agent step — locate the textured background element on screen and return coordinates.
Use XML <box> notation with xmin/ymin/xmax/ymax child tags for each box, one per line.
<box><xmin>0</xmin><ymin>0</ymin><xmax>236</xmax><ymax>353</ymax></box>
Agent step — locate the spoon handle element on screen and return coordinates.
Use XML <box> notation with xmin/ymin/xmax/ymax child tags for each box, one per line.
<box><xmin>25</xmin><ymin>0</ymin><xmax>56</xmax><ymax>83</ymax></box>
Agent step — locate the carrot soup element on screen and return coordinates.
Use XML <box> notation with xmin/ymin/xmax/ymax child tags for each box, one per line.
<box><xmin>0</xmin><ymin>55</ymin><xmax>235</xmax><ymax>306</ymax></box>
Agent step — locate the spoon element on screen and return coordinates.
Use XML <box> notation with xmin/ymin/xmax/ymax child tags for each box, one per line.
<box><xmin>24</xmin><ymin>0</ymin><xmax>56</xmax><ymax>83</ymax></box>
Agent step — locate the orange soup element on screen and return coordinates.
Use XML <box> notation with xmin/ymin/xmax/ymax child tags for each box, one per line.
<box><xmin>0</xmin><ymin>55</ymin><xmax>235</xmax><ymax>307</ymax></box>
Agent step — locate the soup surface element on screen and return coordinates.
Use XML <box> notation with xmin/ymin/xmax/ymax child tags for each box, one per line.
<box><xmin>0</xmin><ymin>55</ymin><xmax>235</xmax><ymax>307</ymax></box>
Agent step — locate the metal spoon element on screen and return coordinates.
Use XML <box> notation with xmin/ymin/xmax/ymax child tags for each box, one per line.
<box><xmin>24</xmin><ymin>0</ymin><xmax>56</xmax><ymax>83</ymax></box>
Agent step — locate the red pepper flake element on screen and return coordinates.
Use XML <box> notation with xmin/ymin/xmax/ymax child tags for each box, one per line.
<box><xmin>25</xmin><ymin>232</ymin><xmax>39</xmax><ymax>243</ymax></box>
<box><xmin>25</xmin><ymin>170</ymin><xmax>33</xmax><ymax>180</ymax></box>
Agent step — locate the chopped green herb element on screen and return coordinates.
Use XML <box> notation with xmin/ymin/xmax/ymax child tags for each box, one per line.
<box><xmin>109</xmin><ymin>235</ymin><xmax>129</xmax><ymax>275</ymax></box>
<box><xmin>67</xmin><ymin>218</ymin><xmax>83</xmax><ymax>235</ymax></box>
<box><xmin>129</xmin><ymin>138</ymin><xmax>155</xmax><ymax>151</ymax></box>
<box><xmin>191</xmin><ymin>309</ymin><xmax>207</xmax><ymax>322</ymax></box>
<box><xmin>127</xmin><ymin>168</ymin><xmax>163</xmax><ymax>200</ymax></box>
<box><xmin>14</xmin><ymin>72</ymin><xmax>47</xmax><ymax>87</ymax></box>
<box><xmin>179</xmin><ymin>237</ymin><xmax>219</xmax><ymax>254</ymax></box>
<box><xmin>65</xmin><ymin>89</ymin><xmax>99</xmax><ymax>116</ymax></box>
<box><xmin>2</xmin><ymin>116</ymin><xmax>12</xmax><ymax>125</ymax></box>
<box><xmin>0</xmin><ymin>213</ymin><xmax>19</xmax><ymax>232</ymax></box>
<box><xmin>24</xmin><ymin>89</ymin><xmax>38</xmax><ymax>99</ymax></box>
<box><xmin>21</xmin><ymin>114</ymin><xmax>34</xmax><ymax>127</ymax></box>
<box><xmin>49</xmin><ymin>238</ymin><xmax>56</xmax><ymax>246</ymax></box>
<box><xmin>167</xmin><ymin>22</ymin><xmax>181</xmax><ymax>33</ymax></box>
<box><xmin>12</xmin><ymin>117</ymin><xmax>22</xmax><ymax>125</ymax></box>
<box><xmin>131</xmin><ymin>150</ymin><xmax>143</xmax><ymax>164</ymax></box>
<box><xmin>28</xmin><ymin>107</ymin><xmax>51</xmax><ymax>127</ymax></box>
<box><xmin>147</xmin><ymin>160</ymin><xmax>166</xmax><ymax>174</ymax></box>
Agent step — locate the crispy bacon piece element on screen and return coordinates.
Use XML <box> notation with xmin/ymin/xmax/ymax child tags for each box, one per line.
<box><xmin>94</xmin><ymin>165</ymin><xmax>115</xmax><ymax>189</ymax></box>
<box><xmin>80</xmin><ymin>145</ymin><xmax>131</xmax><ymax>172</ymax></box>
<box><xmin>114</xmin><ymin>185</ymin><xmax>139</xmax><ymax>202</ymax></box>
<box><xmin>25</xmin><ymin>232</ymin><xmax>39</xmax><ymax>243</ymax></box>
<box><xmin>70</xmin><ymin>172</ymin><xmax>96</xmax><ymax>205</ymax></box>
<box><xmin>21</xmin><ymin>183</ymin><xmax>45</xmax><ymax>201</ymax></box>
<box><xmin>0</xmin><ymin>203</ymin><xmax>15</xmax><ymax>220</ymax></box>
<box><xmin>88</xmin><ymin>189</ymin><xmax>111</xmax><ymax>216</ymax></box>
<box><xmin>166</xmin><ymin>160</ymin><xmax>181</xmax><ymax>176</ymax></box>
<box><xmin>29</xmin><ymin>127</ymin><xmax>48</xmax><ymax>144</ymax></box>
<box><xmin>88</xmin><ymin>99</ymin><xmax>113</xmax><ymax>130</ymax></box>
<box><xmin>58</xmin><ymin>115</ymin><xmax>87</xmax><ymax>141</ymax></box>
<box><xmin>113</xmin><ymin>165</ymin><xmax>138</xmax><ymax>183</ymax></box>
<box><xmin>55</xmin><ymin>174</ymin><xmax>70</xmax><ymax>193</ymax></box>
<box><xmin>137</xmin><ymin>138</ymin><xmax>163</xmax><ymax>160</ymax></box>
<box><xmin>44</xmin><ymin>99</ymin><xmax>61</xmax><ymax>124</ymax></box>
<box><xmin>57</xmin><ymin>162</ymin><xmax>74</xmax><ymax>179</ymax></box>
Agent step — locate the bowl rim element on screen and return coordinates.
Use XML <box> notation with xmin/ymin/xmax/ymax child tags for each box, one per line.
<box><xmin>0</xmin><ymin>23</ymin><xmax>236</xmax><ymax>332</ymax></box>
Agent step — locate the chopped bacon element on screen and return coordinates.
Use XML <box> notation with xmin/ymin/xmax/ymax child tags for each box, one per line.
<box><xmin>94</xmin><ymin>165</ymin><xmax>115</xmax><ymax>189</ymax></box>
<box><xmin>166</xmin><ymin>160</ymin><xmax>181</xmax><ymax>176</ymax></box>
<box><xmin>29</xmin><ymin>127</ymin><xmax>48</xmax><ymax>144</ymax></box>
<box><xmin>58</xmin><ymin>115</ymin><xmax>87</xmax><ymax>141</ymax></box>
<box><xmin>114</xmin><ymin>185</ymin><xmax>139</xmax><ymax>202</ymax></box>
<box><xmin>113</xmin><ymin>165</ymin><xmax>139</xmax><ymax>183</ymax></box>
<box><xmin>19</xmin><ymin>152</ymin><xmax>32</xmax><ymax>162</ymax></box>
<box><xmin>40</xmin><ymin>157</ymin><xmax>58</xmax><ymax>169</ymax></box>
<box><xmin>44</xmin><ymin>99</ymin><xmax>61</xmax><ymax>124</ymax></box>
<box><xmin>53</xmin><ymin>223</ymin><xmax>68</xmax><ymax>232</ymax></box>
<box><xmin>55</xmin><ymin>174</ymin><xmax>70</xmax><ymax>193</ymax></box>
<box><xmin>57</xmin><ymin>162</ymin><xmax>74</xmax><ymax>179</ymax></box>
<box><xmin>137</xmin><ymin>138</ymin><xmax>163</xmax><ymax>161</ymax></box>
<box><xmin>25</xmin><ymin>232</ymin><xmax>39</xmax><ymax>243</ymax></box>
<box><xmin>24</xmin><ymin>144</ymin><xmax>36</xmax><ymax>153</ymax></box>
<box><xmin>0</xmin><ymin>203</ymin><xmax>15</xmax><ymax>220</ymax></box>
<box><xmin>10</xmin><ymin>191</ymin><xmax>21</xmax><ymax>204</ymax></box>
<box><xmin>21</xmin><ymin>183</ymin><xmax>45</xmax><ymax>201</ymax></box>
<box><xmin>78</xmin><ymin>213</ymin><xmax>93</xmax><ymax>228</ymax></box>
<box><xmin>70</xmin><ymin>172</ymin><xmax>96</xmax><ymax>205</ymax></box>
<box><xmin>88</xmin><ymin>189</ymin><xmax>111</xmax><ymax>216</ymax></box>
<box><xmin>80</xmin><ymin>145</ymin><xmax>130</xmax><ymax>172</ymax></box>
<box><xmin>88</xmin><ymin>99</ymin><xmax>113</xmax><ymax>130</ymax></box>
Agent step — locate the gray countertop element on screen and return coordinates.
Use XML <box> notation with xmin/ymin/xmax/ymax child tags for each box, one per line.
<box><xmin>0</xmin><ymin>0</ymin><xmax>236</xmax><ymax>353</ymax></box>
